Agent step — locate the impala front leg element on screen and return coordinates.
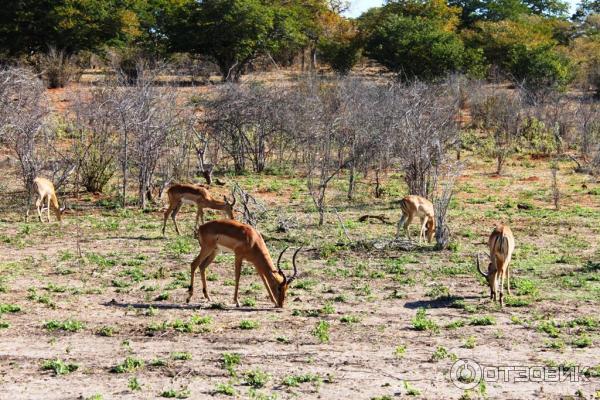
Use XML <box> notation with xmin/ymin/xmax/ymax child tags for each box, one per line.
<box><xmin>232</xmin><ymin>255</ymin><xmax>243</xmax><ymax>307</ymax></box>
<box><xmin>259</xmin><ymin>273</ymin><xmax>277</xmax><ymax>305</ymax></box>
<box><xmin>419</xmin><ymin>217</ymin><xmax>427</xmax><ymax>245</ymax></box>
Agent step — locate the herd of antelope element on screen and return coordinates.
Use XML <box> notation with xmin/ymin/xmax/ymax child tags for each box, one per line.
<box><xmin>32</xmin><ymin>177</ymin><xmax>515</xmax><ymax>308</ymax></box>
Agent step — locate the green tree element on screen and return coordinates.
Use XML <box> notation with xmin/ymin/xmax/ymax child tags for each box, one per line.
<box><xmin>317</xmin><ymin>16</ymin><xmax>361</xmax><ymax>75</ymax></box>
<box><xmin>364</xmin><ymin>14</ymin><xmax>465</xmax><ymax>79</ymax></box>
<box><xmin>0</xmin><ymin>0</ymin><xmax>149</xmax><ymax>58</ymax></box>
<box><xmin>463</xmin><ymin>16</ymin><xmax>556</xmax><ymax>68</ymax></box>
<box><xmin>449</xmin><ymin>0</ymin><xmax>569</xmax><ymax>27</ymax></box>
<box><xmin>508</xmin><ymin>44</ymin><xmax>574</xmax><ymax>95</ymax></box>
<box><xmin>161</xmin><ymin>0</ymin><xmax>306</xmax><ymax>81</ymax></box>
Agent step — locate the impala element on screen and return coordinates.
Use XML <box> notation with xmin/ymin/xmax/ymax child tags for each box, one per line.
<box><xmin>33</xmin><ymin>177</ymin><xmax>66</xmax><ymax>222</ymax></box>
<box><xmin>162</xmin><ymin>183</ymin><xmax>236</xmax><ymax>235</ymax></box>
<box><xmin>395</xmin><ymin>195</ymin><xmax>435</xmax><ymax>244</ymax></box>
<box><xmin>476</xmin><ymin>224</ymin><xmax>515</xmax><ymax>306</ymax></box>
<box><xmin>187</xmin><ymin>219</ymin><xmax>300</xmax><ymax>308</ymax></box>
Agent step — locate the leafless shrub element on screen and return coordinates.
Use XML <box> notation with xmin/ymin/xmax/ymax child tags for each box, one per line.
<box><xmin>69</xmin><ymin>88</ymin><xmax>119</xmax><ymax>193</ymax></box>
<box><xmin>385</xmin><ymin>81</ymin><xmax>460</xmax><ymax>196</ymax></box>
<box><xmin>204</xmin><ymin>83</ymin><xmax>289</xmax><ymax>174</ymax></box>
<box><xmin>575</xmin><ymin>100</ymin><xmax>600</xmax><ymax>174</ymax></box>
<box><xmin>32</xmin><ymin>47</ymin><xmax>81</xmax><ymax>89</ymax></box>
<box><xmin>432</xmin><ymin>161</ymin><xmax>463</xmax><ymax>250</ymax></box>
<box><xmin>231</xmin><ymin>182</ymin><xmax>267</xmax><ymax>227</ymax></box>
<box><xmin>287</xmin><ymin>79</ymin><xmax>351</xmax><ymax>225</ymax></box>
<box><xmin>0</xmin><ymin>67</ymin><xmax>49</xmax><ymax>208</ymax></box>
<box><xmin>86</xmin><ymin>68</ymin><xmax>183</xmax><ymax>207</ymax></box>
<box><xmin>470</xmin><ymin>90</ymin><xmax>524</xmax><ymax>175</ymax></box>
<box><xmin>337</xmin><ymin>78</ymin><xmax>391</xmax><ymax>200</ymax></box>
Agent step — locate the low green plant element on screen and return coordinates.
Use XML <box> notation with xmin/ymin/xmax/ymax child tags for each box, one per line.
<box><xmin>128</xmin><ymin>376</ymin><xmax>142</xmax><ymax>391</ymax></box>
<box><xmin>244</xmin><ymin>369</ymin><xmax>270</xmax><ymax>388</ymax></box>
<box><xmin>463</xmin><ymin>336</ymin><xmax>477</xmax><ymax>349</ymax></box>
<box><xmin>572</xmin><ymin>335</ymin><xmax>592</xmax><ymax>348</ymax></box>
<box><xmin>313</xmin><ymin>321</ymin><xmax>330</xmax><ymax>343</ymax></box>
<box><xmin>281</xmin><ymin>373</ymin><xmax>321</xmax><ymax>387</ymax></box>
<box><xmin>222</xmin><ymin>353</ymin><xmax>241</xmax><ymax>376</ymax></box>
<box><xmin>239</xmin><ymin>320</ymin><xmax>259</xmax><ymax>330</ymax></box>
<box><xmin>111</xmin><ymin>357</ymin><xmax>144</xmax><ymax>373</ymax></box>
<box><xmin>215</xmin><ymin>382</ymin><xmax>236</xmax><ymax>396</ymax></box>
<box><xmin>469</xmin><ymin>316</ymin><xmax>496</xmax><ymax>326</ymax></box>
<box><xmin>394</xmin><ymin>344</ymin><xmax>406</xmax><ymax>359</ymax></box>
<box><xmin>171</xmin><ymin>352</ymin><xmax>192</xmax><ymax>360</ymax></box>
<box><xmin>44</xmin><ymin>319</ymin><xmax>85</xmax><ymax>332</ymax></box>
<box><xmin>41</xmin><ymin>358</ymin><xmax>79</xmax><ymax>375</ymax></box>
<box><xmin>404</xmin><ymin>380</ymin><xmax>421</xmax><ymax>396</ymax></box>
<box><xmin>97</xmin><ymin>326</ymin><xmax>116</xmax><ymax>337</ymax></box>
<box><xmin>160</xmin><ymin>388</ymin><xmax>190</xmax><ymax>398</ymax></box>
<box><xmin>412</xmin><ymin>308</ymin><xmax>439</xmax><ymax>333</ymax></box>
<box><xmin>340</xmin><ymin>315</ymin><xmax>361</xmax><ymax>324</ymax></box>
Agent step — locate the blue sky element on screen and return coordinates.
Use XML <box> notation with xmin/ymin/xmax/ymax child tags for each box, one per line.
<box><xmin>347</xmin><ymin>0</ymin><xmax>580</xmax><ymax>17</ymax></box>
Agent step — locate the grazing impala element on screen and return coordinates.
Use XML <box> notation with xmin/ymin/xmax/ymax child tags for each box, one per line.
<box><xmin>395</xmin><ymin>195</ymin><xmax>435</xmax><ymax>244</ymax></box>
<box><xmin>188</xmin><ymin>219</ymin><xmax>300</xmax><ymax>308</ymax></box>
<box><xmin>476</xmin><ymin>224</ymin><xmax>515</xmax><ymax>306</ymax></box>
<box><xmin>162</xmin><ymin>183</ymin><xmax>236</xmax><ymax>236</ymax></box>
<box><xmin>33</xmin><ymin>177</ymin><xmax>66</xmax><ymax>222</ymax></box>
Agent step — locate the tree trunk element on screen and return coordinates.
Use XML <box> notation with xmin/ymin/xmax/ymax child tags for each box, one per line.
<box><xmin>122</xmin><ymin>131</ymin><xmax>128</xmax><ymax>208</ymax></box>
<box><xmin>347</xmin><ymin>163</ymin><xmax>355</xmax><ymax>201</ymax></box>
<box><xmin>375</xmin><ymin>168</ymin><xmax>382</xmax><ymax>198</ymax></box>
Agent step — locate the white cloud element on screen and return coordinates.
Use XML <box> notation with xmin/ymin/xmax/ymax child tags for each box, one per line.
<box><xmin>346</xmin><ymin>0</ymin><xmax>384</xmax><ymax>18</ymax></box>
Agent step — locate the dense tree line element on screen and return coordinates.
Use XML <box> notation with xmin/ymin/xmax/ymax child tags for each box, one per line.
<box><xmin>0</xmin><ymin>0</ymin><xmax>598</xmax><ymax>93</ymax></box>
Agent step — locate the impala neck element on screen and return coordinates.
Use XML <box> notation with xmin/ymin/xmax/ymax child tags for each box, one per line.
<box><xmin>258</xmin><ymin>254</ymin><xmax>285</xmax><ymax>289</ymax></box>
<box><xmin>207</xmin><ymin>198</ymin><xmax>228</xmax><ymax>210</ymax></box>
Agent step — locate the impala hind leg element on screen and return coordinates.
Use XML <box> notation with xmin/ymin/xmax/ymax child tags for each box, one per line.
<box><xmin>232</xmin><ymin>255</ymin><xmax>243</xmax><ymax>307</ymax></box>
<box><xmin>395</xmin><ymin>214</ymin><xmax>408</xmax><ymax>238</ymax></box>
<box><xmin>505</xmin><ymin>258</ymin><xmax>512</xmax><ymax>296</ymax></box>
<box><xmin>162</xmin><ymin>202</ymin><xmax>176</xmax><ymax>235</ymax></box>
<box><xmin>404</xmin><ymin>215</ymin><xmax>414</xmax><ymax>241</ymax></box>
<box><xmin>35</xmin><ymin>196</ymin><xmax>43</xmax><ymax>222</ymax></box>
<box><xmin>199</xmin><ymin>251</ymin><xmax>217</xmax><ymax>302</ymax></box>
<box><xmin>491</xmin><ymin>271</ymin><xmax>498</xmax><ymax>301</ymax></box>
<box><xmin>498</xmin><ymin>268</ymin><xmax>506</xmax><ymax>307</ymax></box>
<box><xmin>170</xmin><ymin>202</ymin><xmax>183</xmax><ymax>235</ymax></box>
<box><xmin>46</xmin><ymin>196</ymin><xmax>51</xmax><ymax>222</ymax></box>
<box><xmin>187</xmin><ymin>247</ymin><xmax>215</xmax><ymax>303</ymax></box>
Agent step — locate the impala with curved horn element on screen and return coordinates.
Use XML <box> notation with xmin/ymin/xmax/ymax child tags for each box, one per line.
<box><xmin>188</xmin><ymin>219</ymin><xmax>300</xmax><ymax>308</ymax></box>
<box><xmin>476</xmin><ymin>224</ymin><xmax>515</xmax><ymax>306</ymax></box>
<box><xmin>33</xmin><ymin>177</ymin><xmax>66</xmax><ymax>223</ymax></box>
<box><xmin>162</xmin><ymin>183</ymin><xmax>236</xmax><ymax>236</ymax></box>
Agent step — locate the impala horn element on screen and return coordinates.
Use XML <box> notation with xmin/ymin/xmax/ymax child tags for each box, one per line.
<box><xmin>276</xmin><ymin>247</ymin><xmax>289</xmax><ymax>282</ymax></box>
<box><xmin>476</xmin><ymin>253</ymin><xmax>488</xmax><ymax>278</ymax></box>
<box><xmin>288</xmin><ymin>246</ymin><xmax>302</xmax><ymax>284</ymax></box>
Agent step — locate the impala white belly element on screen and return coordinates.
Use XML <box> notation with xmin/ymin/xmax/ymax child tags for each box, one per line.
<box><xmin>182</xmin><ymin>198</ymin><xmax>197</xmax><ymax>205</ymax></box>
<box><xmin>217</xmin><ymin>244</ymin><xmax>233</xmax><ymax>253</ymax></box>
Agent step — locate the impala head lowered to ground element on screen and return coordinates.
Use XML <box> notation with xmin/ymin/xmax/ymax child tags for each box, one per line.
<box><xmin>188</xmin><ymin>219</ymin><xmax>300</xmax><ymax>308</ymax></box>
